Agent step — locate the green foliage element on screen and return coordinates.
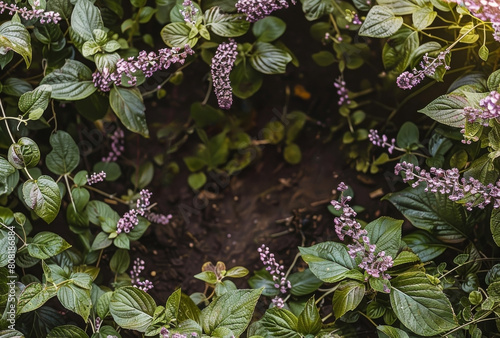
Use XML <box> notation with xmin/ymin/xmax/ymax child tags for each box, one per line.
<box><xmin>1</xmin><ymin>0</ymin><xmax>500</xmax><ymax>336</ymax></box>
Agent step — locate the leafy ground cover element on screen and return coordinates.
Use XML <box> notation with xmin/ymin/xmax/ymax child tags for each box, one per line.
<box><xmin>1</xmin><ymin>0</ymin><xmax>500</xmax><ymax>337</ymax></box>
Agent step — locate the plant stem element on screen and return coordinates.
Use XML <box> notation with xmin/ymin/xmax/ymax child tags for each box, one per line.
<box><xmin>315</xmin><ymin>285</ymin><xmax>339</xmax><ymax>305</ymax></box>
<box><xmin>284</xmin><ymin>252</ymin><xmax>301</xmax><ymax>280</ymax></box>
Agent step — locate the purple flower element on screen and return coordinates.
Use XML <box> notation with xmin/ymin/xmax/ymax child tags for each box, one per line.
<box><xmin>334</xmin><ymin>77</ymin><xmax>351</xmax><ymax>106</ymax></box>
<box><xmin>493</xmin><ymin>23</ymin><xmax>500</xmax><ymax>42</ymax></box>
<box><xmin>397</xmin><ymin>50</ymin><xmax>450</xmax><ymax>90</ymax></box>
<box><xmin>332</xmin><ymin>183</ymin><xmax>393</xmax><ymax>281</ymax></box>
<box><xmin>147</xmin><ymin>212</ymin><xmax>173</xmax><ymax>225</ymax></box>
<box><xmin>102</xmin><ymin>127</ymin><xmax>125</xmax><ymax>163</ymax></box>
<box><xmin>130</xmin><ymin>258</ymin><xmax>154</xmax><ymax>292</ymax></box>
<box><xmin>0</xmin><ymin>0</ymin><xmax>61</xmax><ymax>23</ymax></box>
<box><xmin>93</xmin><ymin>46</ymin><xmax>194</xmax><ymax>92</ymax></box>
<box><xmin>180</xmin><ymin>0</ymin><xmax>199</xmax><ymax>24</ymax></box>
<box><xmin>449</xmin><ymin>0</ymin><xmax>500</xmax><ymax>24</ymax></box>
<box><xmin>394</xmin><ymin>161</ymin><xmax>500</xmax><ymax>210</ymax></box>
<box><xmin>235</xmin><ymin>0</ymin><xmax>296</xmax><ymax>22</ymax></box>
<box><xmin>160</xmin><ymin>329</ymin><xmax>198</xmax><ymax>338</ymax></box>
<box><xmin>211</xmin><ymin>39</ymin><xmax>238</xmax><ymax>110</ymax></box>
<box><xmin>368</xmin><ymin>129</ymin><xmax>396</xmax><ymax>154</ymax></box>
<box><xmin>87</xmin><ymin>171</ymin><xmax>106</xmax><ymax>185</ymax></box>
<box><xmin>258</xmin><ymin>244</ymin><xmax>292</xmax><ymax>307</ymax></box>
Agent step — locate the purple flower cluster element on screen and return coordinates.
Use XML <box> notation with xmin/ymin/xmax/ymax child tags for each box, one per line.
<box><xmin>368</xmin><ymin>129</ymin><xmax>396</xmax><ymax>154</ymax></box>
<box><xmin>117</xmin><ymin>189</ymin><xmax>151</xmax><ymax>234</ymax></box>
<box><xmin>160</xmin><ymin>328</ymin><xmax>198</xmax><ymax>338</ymax></box>
<box><xmin>211</xmin><ymin>39</ymin><xmax>238</xmax><ymax>110</ymax></box>
<box><xmin>332</xmin><ymin>183</ymin><xmax>393</xmax><ymax>281</ymax></box>
<box><xmin>0</xmin><ymin>0</ymin><xmax>61</xmax><ymax>23</ymax></box>
<box><xmin>258</xmin><ymin>244</ymin><xmax>292</xmax><ymax>308</ymax></box>
<box><xmin>180</xmin><ymin>0</ymin><xmax>198</xmax><ymax>25</ymax></box>
<box><xmin>87</xmin><ymin>171</ymin><xmax>106</xmax><ymax>185</ymax></box>
<box><xmin>147</xmin><ymin>212</ymin><xmax>173</xmax><ymax>225</ymax></box>
<box><xmin>117</xmin><ymin>189</ymin><xmax>172</xmax><ymax>233</ymax></box>
<box><xmin>95</xmin><ymin>317</ymin><xmax>102</xmax><ymax>332</ymax></box>
<box><xmin>462</xmin><ymin>91</ymin><xmax>500</xmax><ymax>142</ymax></box>
<box><xmin>493</xmin><ymin>23</ymin><xmax>500</xmax><ymax>42</ymax></box>
<box><xmin>93</xmin><ymin>46</ymin><xmax>194</xmax><ymax>92</ymax></box>
<box><xmin>397</xmin><ymin>51</ymin><xmax>450</xmax><ymax>90</ymax></box>
<box><xmin>102</xmin><ymin>128</ymin><xmax>125</xmax><ymax>162</ymax></box>
<box><xmin>130</xmin><ymin>258</ymin><xmax>154</xmax><ymax>292</ymax></box>
<box><xmin>235</xmin><ymin>0</ymin><xmax>296</xmax><ymax>22</ymax></box>
<box><xmin>449</xmin><ymin>0</ymin><xmax>500</xmax><ymax>24</ymax></box>
<box><xmin>395</xmin><ymin>162</ymin><xmax>500</xmax><ymax>210</ymax></box>
<box><xmin>334</xmin><ymin>77</ymin><xmax>351</xmax><ymax>106</ymax></box>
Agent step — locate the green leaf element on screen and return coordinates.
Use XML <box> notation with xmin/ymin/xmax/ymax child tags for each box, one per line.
<box><xmin>0</xmin><ymin>330</ymin><xmax>26</xmax><ymax>338</ymax></box>
<box><xmin>226</xmin><ymin>266</ymin><xmax>249</xmax><ymax>278</ymax></box>
<box><xmin>110</xmin><ymin>86</ymin><xmax>149</xmax><ymax>138</ymax></box>
<box><xmin>165</xmin><ymin>288</ymin><xmax>181</xmax><ymax>322</ymax></box>
<box><xmin>418</xmin><ymin>94</ymin><xmax>467</xmax><ymax>127</ymax></box>
<box><xmin>204</xmin><ymin>7</ymin><xmax>250</xmax><ymax>37</ymax></box>
<box><xmin>383</xmin><ymin>28</ymin><xmax>418</xmax><ymax>72</ymax></box>
<box><xmin>248</xmin><ymin>268</ymin><xmax>280</xmax><ymax>297</ymax></box>
<box><xmin>40</xmin><ymin>59</ymin><xmax>96</xmax><ymax>100</ymax></box>
<box><xmin>487</xmin><ymin>69</ymin><xmax>500</xmax><ymax>91</ymax></box>
<box><xmin>47</xmin><ymin>325</ymin><xmax>88</xmax><ymax>338</ymax></box>
<box><xmin>8</xmin><ymin>137</ymin><xmax>40</xmax><ymax>169</ymax></box>
<box><xmin>87</xmin><ymin>200</ymin><xmax>120</xmax><ymax>226</ymax></box>
<box><xmin>412</xmin><ymin>6</ymin><xmax>436</xmax><ymax>30</ymax></box>
<box><xmin>0</xmin><ymin>157</ymin><xmax>19</xmax><ymax>195</ymax></box>
<box><xmin>365</xmin><ymin>217</ymin><xmax>403</xmax><ymax>258</ymax></box>
<box><xmin>2</xmin><ymin>77</ymin><xmax>32</xmax><ymax>96</ymax></box>
<box><xmin>18</xmin><ymin>85</ymin><xmax>52</xmax><ymax>119</ymax></box>
<box><xmin>71</xmin><ymin>0</ymin><xmax>104</xmax><ymax>41</ymax></box>
<box><xmin>17</xmin><ymin>282</ymin><xmax>56</xmax><ymax>313</ymax></box>
<box><xmin>491</xmin><ymin>209</ymin><xmax>500</xmax><ymax>247</ymax></box>
<box><xmin>478</xmin><ymin>45</ymin><xmax>489</xmax><ymax>62</ymax></box>
<box><xmin>383</xmin><ymin>185</ymin><xmax>469</xmax><ymax>243</ymax></box>
<box><xmin>28</xmin><ymin>231</ymin><xmax>71</xmax><ymax>259</ymax></box>
<box><xmin>297</xmin><ymin>296</ymin><xmax>322</xmax><ymax>335</ymax></box>
<box><xmin>403</xmin><ymin>230</ymin><xmax>447</xmax><ymax>262</ymax></box>
<box><xmin>390</xmin><ymin>271</ymin><xmax>457</xmax><ymax>335</ymax></box>
<box><xmin>299</xmin><ymin>242</ymin><xmax>359</xmax><ymax>283</ymax></box>
<box><xmin>178</xmin><ymin>292</ymin><xmax>201</xmax><ymax>324</ymax></box>
<box><xmin>201</xmin><ymin>289</ymin><xmax>262</xmax><ymax>336</ymax></box>
<box><xmin>284</xmin><ymin>143</ymin><xmax>302</xmax><ymax>164</ymax></box>
<box><xmin>249</xmin><ymin>307</ymin><xmax>300</xmax><ymax>338</ymax></box>
<box><xmin>312</xmin><ymin>51</ymin><xmax>336</xmax><ymax>67</ymax></box>
<box><xmin>332</xmin><ymin>280</ymin><xmax>365</xmax><ymax>319</ymax></box>
<box><xmin>93</xmin><ymin>161</ymin><xmax>121</xmax><ymax>181</ymax></box>
<box><xmin>302</xmin><ymin>0</ymin><xmax>335</xmax><ymax>21</ymax></box>
<box><xmin>252</xmin><ymin>16</ymin><xmax>286</xmax><ymax>42</ymax></box>
<box><xmin>132</xmin><ymin>161</ymin><xmax>154</xmax><ymax>189</ymax></box>
<box><xmin>377</xmin><ymin>0</ymin><xmax>420</xmax><ymax>15</ymax></box>
<box><xmin>110</xmin><ymin>249</ymin><xmax>130</xmax><ymax>274</ymax></box>
<box><xmin>91</xmin><ymin>231</ymin><xmax>112</xmax><ymax>250</ymax></box>
<box><xmin>188</xmin><ymin>172</ymin><xmax>207</xmax><ymax>190</ymax></box>
<box><xmin>190</xmin><ymin>102</ymin><xmax>225</xmax><ymax>128</ymax></box>
<box><xmin>23</xmin><ymin>176</ymin><xmax>62</xmax><ymax>224</ymax></box>
<box><xmin>396</xmin><ymin>121</ymin><xmax>420</xmax><ymax>149</ymax></box>
<box><xmin>288</xmin><ymin>269</ymin><xmax>323</xmax><ymax>296</ymax></box>
<box><xmin>161</xmin><ymin>22</ymin><xmax>198</xmax><ymax>48</ymax></box>
<box><xmin>230</xmin><ymin>62</ymin><xmax>263</xmax><ymax>99</ymax></box>
<box><xmin>250</xmin><ymin>42</ymin><xmax>292</xmax><ymax>74</ymax></box>
<box><xmin>96</xmin><ymin>291</ymin><xmax>113</xmax><ymax>319</ymax></box>
<box><xmin>0</xmin><ymin>22</ymin><xmax>32</xmax><ymax>67</ymax></box>
<box><xmin>57</xmin><ymin>283</ymin><xmax>92</xmax><ymax>321</ymax></box>
<box><xmin>377</xmin><ymin>325</ymin><xmax>410</xmax><ymax>338</ymax></box>
<box><xmin>359</xmin><ymin>6</ymin><xmax>403</xmax><ymax>38</ymax></box>
<box><xmin>46</xmin><ymin>131</ymin><xmax>80</xmax><ymax>175</ymax></box>
<box><xmin>110</xmin><ymin>286</ymin><xmax>157</xmax><ymax>332</ymax></box>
